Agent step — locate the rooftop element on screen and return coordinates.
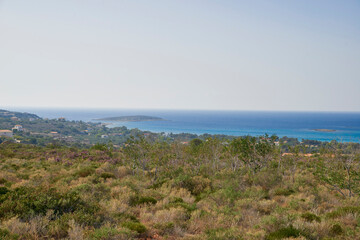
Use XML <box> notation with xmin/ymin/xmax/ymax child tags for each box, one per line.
<box><xmin>0</xmin><ymin>130</ymin><xmax>12</xmax><ymax>133</ymax></box>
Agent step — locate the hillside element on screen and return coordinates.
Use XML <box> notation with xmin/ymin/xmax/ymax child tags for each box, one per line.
<box><xmin>0</xmin><ymin>109</ymin><xmax>41</xmax><ymax>120</ymax></box>
<box><xmin>0</xmin><ymin>139</ymin><xmax>359</xmax><ymax>239</ymax></box>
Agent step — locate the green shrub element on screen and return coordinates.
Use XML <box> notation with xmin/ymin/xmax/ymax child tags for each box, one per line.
<box><xmin>0</xmin><ymin>187</ymin><xmax>9</xmax><ymax>195</ymax></box>
<box><xmin>154</xmin><ymin>222</ymin><xmax>174</xmax><ymax>235</ymax></box>
<box><xmin>0</xmin><ymin>228</ymin><xmax>19</xmax><ymax>240</ymax></box>
<box><xmin>72</xmin><ymin>209</ymin><xmax>103</xmax><ymax>227</ymax></box>
<box><xmin>165</xmin><ymin>200</ymin><xmax>196</xmax><ymax>213</ymax></box>
<box><xmin>169</xmin><ymin>197</ymin><xmax>184</xmax><ymax>203</ymax></box>
<box><xmin>274</xmin><ymin>188</ymin><xmax>295</xmax><ymax>196</ymax></box>
<box><xmin>301</xmin><ymin>212</ymin><xmax>321</xmax><ymax>223</ymax></box>
<box><xmin>326</xmin><ymin>206</ymin><xmax>360</xmax><ymax>219</ymax></box>
<box><xmin>112</xmin><ymin>213</ymin><xmax>139</xmax><ymax>223</ymax></box>
<box><xmin>330</xmin><ymin>224</ymin><xmax>343</xmax><ymax>235</ymax></box>
<box><xmin>16</xmin><ymin>173</ymin><xmax>29</xmax><ymax>180</ymax></box>
<box><xmin>100</xmin><ymin>172</ymin><xmax>115</xmax><ymax>179</ymax></box>
<box><xmin>90</xmin><ymin>227</ymin><xmax>131</xmax><ymax>240</ymax></box>
<box><xmin>122</xmin><ymin>221</ymin><xmax>147</xmax><ymax>234</ymax></box>
<box><xmin>266</xmin><ymin>226</ymin><xmax>301</xmax><ymax>240</ymax></box>
<box><xmin>0</xmin><ymin>178</ymin><xmax>7</xmax><ymax>184</ymax></box>
<box><xmin>0</xmin><ymin>187</ymin><xmax>87</xmax><ymax>219</ymax></box>
<box><xmin>90</xmin><ymin>143</ymin><xmax>108</xmax><ymax>151</ymax></box>
<box><xmin>173</xmin><ymin>174</ymin><xmax>196</xmax><ymax>194</ymax></box>
<box><xmin>253</xmin><ymin>170</ymin><xmax>282</xmax><ymax>191</ymax></box>
<box><xmin>129</xmin><ymin>196</ymin><xmax>157</xmax><ymax>206</ymax></box>
<box><xmin>75</xmin><ymin>166</ymin><xmax>95</xmax><ymax>177</ymax></box>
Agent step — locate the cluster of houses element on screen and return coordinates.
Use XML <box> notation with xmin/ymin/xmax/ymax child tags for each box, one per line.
<box><xmin>0</xmin><ymin>125</ymin><xmax>23</xmax><ymax>138</ymax></box>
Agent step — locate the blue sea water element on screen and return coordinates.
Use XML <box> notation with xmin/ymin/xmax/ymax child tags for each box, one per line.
<box><xmin>9</xmin><ymin>108</ymin><xmax>360</xmax><ymax>143</ymax></box>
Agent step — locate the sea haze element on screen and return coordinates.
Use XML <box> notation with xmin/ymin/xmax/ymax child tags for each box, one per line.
<box><xmin>10</xmin><ymin>108</ymin><xmax>360</xmax><ymax>142</ymax></box>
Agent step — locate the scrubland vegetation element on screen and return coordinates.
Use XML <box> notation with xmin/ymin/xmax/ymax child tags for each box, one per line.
<box><xmin>0</xmin><ymin>137</ymin><xmax>359</xmax><ymax>239</ymax></box>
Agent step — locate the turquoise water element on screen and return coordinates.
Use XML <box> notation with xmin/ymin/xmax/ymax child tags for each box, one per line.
<box><xmin>10</xmin><ymin>108</ymin><xmax>360</xmax><ymax>142</ymax></box>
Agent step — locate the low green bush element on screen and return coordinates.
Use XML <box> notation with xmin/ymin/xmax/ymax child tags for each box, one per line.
<box><xmin>165</xmin><ymin>201</ymin><xmax>196</xmax><ymax>213</ymax></box>
<box><xmin>122</xmin><ymin>221</ymin><xmax>147</xmax><ymax>234</ymax></box>
<box><xmin>330</xmin><ymin>224</ymin><xmax>343</xmax><ymax>236</ymax></box>
<box><xmin>265</xmin><ymin>226</ymin><xmax>301</xmax><ymax>240</ymax></box>
<box><xmin>274</xmin><ymin>188</ymin><xmax>295</xmax><ymax>196</ymax></box>
<box><xmin>129</xmin><ymin>196</ymin><xmax>157</xmax><ymax>206</ymax></box>
<box><xmin>206</xmin><ymin>227</ymin><xmax>243</xmax><ymax>240</ymax></box>
<box><xmin>100</xmin><ymin>172</ymin><xmax>115</xmax><ymax>179</ymax></box>
<box><xmin>0</xmin><ymin>178</ymin><xmax>7</xmax><ymax>184</ymax></box>
<box><xmin>154</xmin><ymin>222</ymin><xmax>174</xmax><ymax>235</ymax></box>
<box><xmin>301</xmin><ymin>212</ymin><xmax>321</xmax><ymax>222</ymax></box>
<box><xmin>0</xmin><ymin>228</ymin><xmax>19</xmax><ymax>240</ymax></box>
<box><xmin>0</xmin><ymin>187</ymin><xmax>87</xmax><ymax>219</ymax></box>
<box><xmin>326</xmin><ymin>206</ymin><xmax>360</xmax><ymax>219</ymax></box>
<box><xmin>0</xmin><ymin>186</ymin><xmax>9</xmax><ymax>195</ymax></box>
<box><xmin>75</xmin><ymin>166</ymin><xmax>95</xmax><ymax>177</ymax></box>
<box><xmin>90</xmin><ymin>227</ymin><xmax>132</xmax><ymax>240</ymax></box>
<box><xmin>112</xmin><ymin>212</ymin><xmax>139</xmax><ymax>223</ymax></box>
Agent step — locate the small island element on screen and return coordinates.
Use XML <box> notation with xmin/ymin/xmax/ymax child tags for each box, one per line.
<box><xmin>312</xmin><ymin>129</ymin><xmax>337</xmax><ymax>132</ymax></box>
<box><xmin>94</xmin><ymin>115</ymin><xmax>165</xmax><ymax>122</ymax></box>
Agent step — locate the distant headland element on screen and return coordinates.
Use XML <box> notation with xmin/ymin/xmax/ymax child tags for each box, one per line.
<box><xmin>312</xmin><ymin>129</ymin><xmax>336</xmax><ymax>132</ymax></box>
<box><xmin>94</xmin><ymin>115</ymin><xmax>165</xmax><ymax>122</ymax></box>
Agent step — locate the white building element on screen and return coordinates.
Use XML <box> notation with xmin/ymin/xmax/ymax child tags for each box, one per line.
<box><xmin>12</xmin><ymin>125</ymin><xmax>23</xmax><ymax>131</ymax></box>
<box><xmin>0</xmin><ymin>130</ymin><xmax>13</xmax><ymax>137</ymax></box>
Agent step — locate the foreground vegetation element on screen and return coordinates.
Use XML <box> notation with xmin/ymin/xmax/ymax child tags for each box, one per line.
<box><xmin>0</xmin><ymin>136</ymin><xmax>359</xmax><ymax>240</ymax></box>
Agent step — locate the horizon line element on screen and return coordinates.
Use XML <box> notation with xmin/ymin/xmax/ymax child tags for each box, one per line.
<box><xmin>2</xmin><ymin>105</ymin><xmax>360</xmax><ymax>114</ymax></box>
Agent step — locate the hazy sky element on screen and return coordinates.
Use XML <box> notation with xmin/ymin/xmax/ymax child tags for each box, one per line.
<box><xmin>1</xmin><ymin>0</ymin><xmax>359</xmax><ymax>111</ymax></box>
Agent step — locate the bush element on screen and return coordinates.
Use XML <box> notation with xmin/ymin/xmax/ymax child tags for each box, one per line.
<box><xmin>90</xmin><ymin>226</ymin><xmax>133</xmax><ymax>240</ymax></box>
<box><xmin>122</xmin><ymin>221</ymin><xmax>147</xmax><ymax>234</ymax></box>
<box><xmin>0</xmin><ymin>187</ymin><xmax>87</xmax><ymax>219</ymax></box>
<box><xmin>265</xmin><ymin>226</ymin><xmax>301</xmax><ymax>240</ymax></box>
<box><xmin>173</xmin><ymin>174</ymin><xmax>196</xmax><ymax>194</ymax></box>
<box><xmin>154</xmin><ymin>222</ymin><xmax>174</xmax><ymax>235</ymax></box>
<box><xmin>326</xmin><ymin>206</ymin><xmax>360</xmax><ymax>219</ymax></box>
<box><xmin>100</xmin><ymin>172</ymin><xmax>115</xmax><ymax>179</ymax></box>
<box><xmin>165</xmin><ymin>198</ymin><xmax>196</xmax><ymax>213</ymax></box>
<box><xmin>301</xmin><ymin>212</ymin><xmax>321</xmax><ymax>223</ymax></box>
<box><xmin>191</xmin><ymin>176</ymin><xmax>212</xmax><ymax>195</ymax></box>
<box><xmin>206</xmin><ymin>227</ymin><xmax>243</xmax><ymax>240</ymax></box>
<box><xmin>0</xmin><ymin>178</ymin><xmax>7</xmax><ymax>184</ymax></box>
<box><xmin>0</xmin><ymin>228</ymin><xmax>19</xmax><ymax>240</ymax></box>
<box><xmin>330</xmin><ymin>224</ymin><xmax>343</xmax><ymax>236</ymax></box>
<box><xmin>0</xmin><ymin>187</ymin><xmax>9</xmax><ymax>195</ymax></box>
<box><xmin>274</xmin><ymin>188</ymin><xmax>295</xmax><ymax>196</ymax></box>
<box><xmin>112</xmin><ymin>213</ymin><xmax>139</xmax><ymax>223</ymax></box>
<box><xmin>129</xmin><ymin>196</ymin><xmax>157</xmax><ymax>206</ymax></box>
<box><xmin>75</xmin><ymin>166</ymin><xmax>95</xmax><ymax>178</ymax></box>
<box><xmin>253</xmin><ymin>170</ymin><xmax>282</xmax><ymax>191</ymax></box>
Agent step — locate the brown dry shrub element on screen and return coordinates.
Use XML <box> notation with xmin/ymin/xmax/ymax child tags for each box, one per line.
<box><xmin>256</xmin><ymin>199</ymin><xmax>278</xmax><ymax>215</ymax></box>
<box><xmin>1</xmin><ymin>217</ymin><xmax>30</xmax><ymax>236</ymax></box>
<box><xmin>115</xmin><ymin>166</ymin><xmax>130</xmax><ymax>178</ymax></box>
<box><xmin>68</xmin><ymin>219</ymin><xmax>84</xmax><ymax>240</ymax></box>
<box><xmin>101</xmin><ymin>198</ymin><xmax>129</xmax><ymax>215</ymax></box>
<box><xmin>159</xmin><ymin>186</ymin><xmax>195</xmax><ymax>204</ymax></box>
<box><xmin>187</xmin><ymin>209</ymin><xmax>215</xmax><ymax>234</ymax></box>
<box><xmin>28</xmin><ymin>210</ymin><xmax>54</xmax><ymax>238</ymax></box>
<box><xmin>191</xmin><ymin>176</ymin><xmax>211</xmax><ymax>195</ymax></box>
<box><xmin>244</xmin><ymin>229</ymin><xmax>266</xmax><ymax>240</ymax></box>
<box><xmin>196</xmin><ymin>198</ymin><xmax>218</xmax><ymax>214</ymax></box>
<box><xmin>153</xmin><ymin>207</ymin><xmax>188</xmax><ymax>224</ymax></box>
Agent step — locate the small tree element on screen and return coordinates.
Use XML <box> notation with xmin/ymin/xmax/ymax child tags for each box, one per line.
<box><xmin>314</xmin><ymin>145</ymin><xmax>360</xmax><ymax>198</ymax></box>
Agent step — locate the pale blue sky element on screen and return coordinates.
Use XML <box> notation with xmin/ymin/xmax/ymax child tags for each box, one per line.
<box><xmin>1</xmin><ymin>0</ymin><xmax>359</xmax><ymax>111</ymax></box>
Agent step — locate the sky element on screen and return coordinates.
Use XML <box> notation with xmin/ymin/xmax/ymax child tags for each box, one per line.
<box><xmin>0</xmin><ymin>0</ymin><xmax>359</xmax><ymax>111</ymax></box>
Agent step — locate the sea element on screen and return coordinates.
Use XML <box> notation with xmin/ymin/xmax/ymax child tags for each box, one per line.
<box><xmin>9</xmin><ymin>108</ymin><xmax>360</xmax><ymax>143</ymax></box>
